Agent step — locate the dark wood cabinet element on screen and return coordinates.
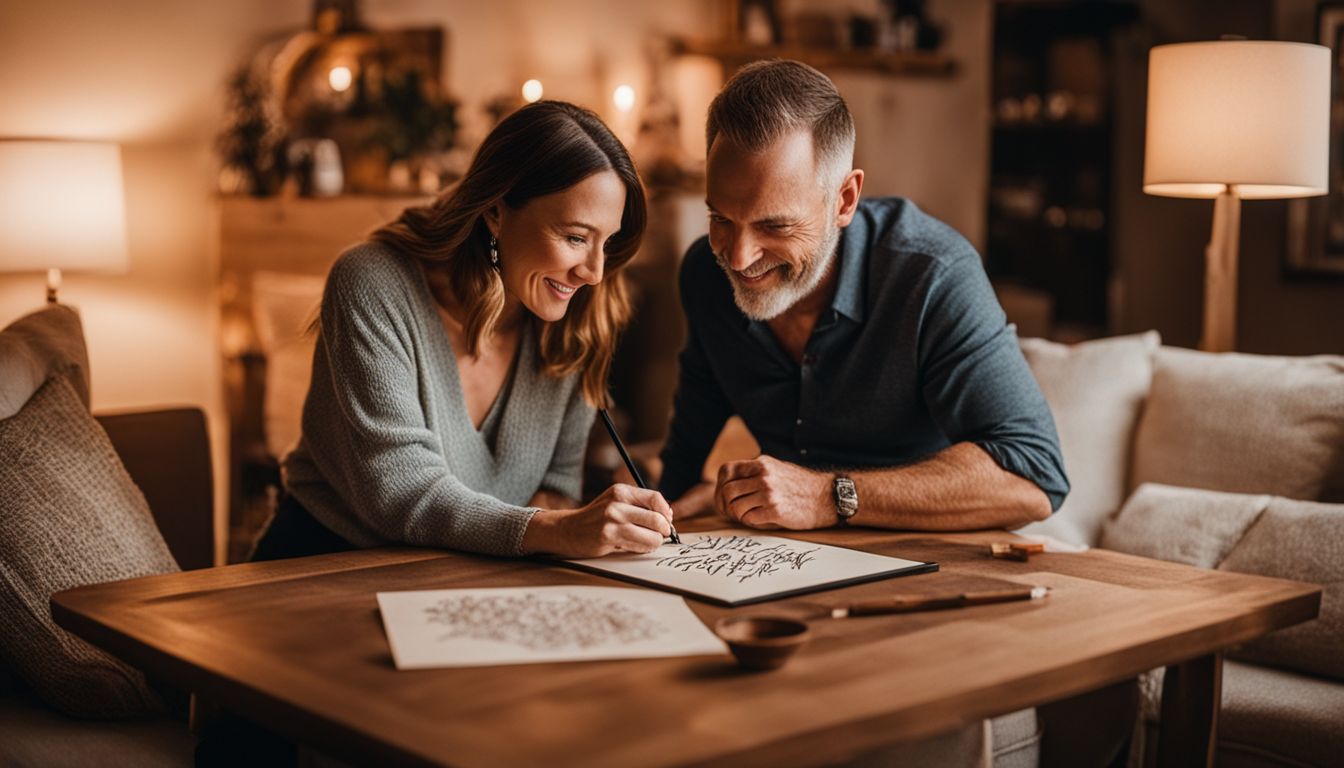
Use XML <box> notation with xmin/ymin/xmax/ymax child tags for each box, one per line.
<box><xmin>986</xmin><ymin>1</ymin><xmax>1139</xmax><ymax>339</ymax></box>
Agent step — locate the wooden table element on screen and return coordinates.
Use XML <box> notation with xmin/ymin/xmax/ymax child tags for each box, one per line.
<box><xmin>52</xmin><ymin>528</ymin><xmax>1320</xmax><ymax>767</ymax></box>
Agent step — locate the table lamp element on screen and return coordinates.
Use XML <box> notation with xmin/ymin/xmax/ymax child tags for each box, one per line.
<box><xmin>0</xmin><ymin>140</ymin><xmax>129</xmax><ymax>304</ymax></box>
<box><xmin>1143</xmin><ymin>40</ymin><xmax>1329</xmax><ymax>352</ymax></box>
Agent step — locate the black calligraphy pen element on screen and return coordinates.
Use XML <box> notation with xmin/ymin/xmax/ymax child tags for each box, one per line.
<box><xmin>597</xmin><ymin>408</ymin><xmax>681</xmax><ymax>545</ymax></box>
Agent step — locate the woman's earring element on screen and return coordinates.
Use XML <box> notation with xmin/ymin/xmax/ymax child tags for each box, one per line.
<box><xmin>489</xmin><ymin>236</ymin><xmax>499</xmax><ymax>268</ymax></box>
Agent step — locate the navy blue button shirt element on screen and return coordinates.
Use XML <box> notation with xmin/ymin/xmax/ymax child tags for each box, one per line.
<box><xmin>658</xmin><ymin>197</ymin><xmax>1069</xmax><ymax>511</ymax></box>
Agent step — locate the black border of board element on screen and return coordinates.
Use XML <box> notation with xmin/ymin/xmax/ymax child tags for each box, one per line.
<box><xmin>554</xmin><ymin>558</ymin><xmax>940</xmax><ymax>607</ymax></box>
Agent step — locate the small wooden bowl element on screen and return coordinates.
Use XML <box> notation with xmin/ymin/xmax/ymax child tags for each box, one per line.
<box><xmin>715</xmin><ymin>616</ymin><xmax>811</xmax><ymax>671</ymax></box>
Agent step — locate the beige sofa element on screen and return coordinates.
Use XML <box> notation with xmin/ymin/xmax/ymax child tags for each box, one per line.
<box><xmin>1017</xmin><ymin>332</ymin><xmax>1344</xmax><ymax>768</ymax></box>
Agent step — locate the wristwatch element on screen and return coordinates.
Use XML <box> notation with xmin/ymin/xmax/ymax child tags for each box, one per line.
<box><xmin>833</xmin><ymin>476</ymin><xmax>859</xmax><ymax>526</ymax></box>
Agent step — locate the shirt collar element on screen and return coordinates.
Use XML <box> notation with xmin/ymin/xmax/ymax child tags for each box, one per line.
<box><xmin>830</xmin><ymin>211</ymin><xmax>868</xmax><ymax>324</ymax></box>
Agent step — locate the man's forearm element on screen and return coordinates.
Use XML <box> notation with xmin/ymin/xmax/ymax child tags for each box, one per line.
<box><xmin>669</xmin><ymin>481</ymin><xmax>716</xmax><ymax>519</ymax></box>
<box><xmin>685</xmin><ymin>442</ymin><xmax>1053</xmax><ymax>532</ymax></box>
<box><xmin>847</xmin><ymin>442</ymin><xmax>1051</xmax><ymax>530</ymax></box>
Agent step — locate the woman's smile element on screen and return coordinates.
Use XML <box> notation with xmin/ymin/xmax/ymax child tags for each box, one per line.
<box><xmin>544</xmin><ymin>277</ymin><xmax>578</xmax><ymax>300</ymax></box>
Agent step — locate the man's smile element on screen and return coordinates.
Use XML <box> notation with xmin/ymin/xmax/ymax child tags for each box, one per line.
<box><xmin>733</xmin><ymin>262</ymin><xmax>786</xmax><ymax>286</ymax></box>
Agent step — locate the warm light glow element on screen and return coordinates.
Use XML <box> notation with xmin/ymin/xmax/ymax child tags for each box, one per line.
<box><xmin>0</xmin><ymin>140</ymin><xmax>128</xmax><ymax>274</ymax></box>
<box><xmin>522</xmin><ymin>79</ymin><xmax>544</xmax><ymax>103</ymax></box>
<box><xmin>613</xmin><ymin>84</ymin><xmax>635</xmax><ymax>113</ymax></box>
<box><xmin>328</xmin><ymin>66</ymin><xmax>353</xmax><ymax>93</ymax></box>
<box><xmin>1144</xmin><ymin>41</ymin><xmax>1329</xmax><ymax>199</ymax></box>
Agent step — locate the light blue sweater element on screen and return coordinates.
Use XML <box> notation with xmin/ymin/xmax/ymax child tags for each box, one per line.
<box><xmin>283</xmin><ymin>243</ymin><xmax>595</xmax><ymax>556</ymax></box>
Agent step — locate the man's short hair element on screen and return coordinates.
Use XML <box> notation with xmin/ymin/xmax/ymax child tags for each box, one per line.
<box><xmin>705</xmin><ymin>59</ymin><xmax>856</xmax><ymax>188</ymax></box>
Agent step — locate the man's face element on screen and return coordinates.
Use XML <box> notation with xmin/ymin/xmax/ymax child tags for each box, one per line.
<box><xmin>705</xmin><ymin>130</ymin><xmax>841</xmax><ymax>321</ymax></box>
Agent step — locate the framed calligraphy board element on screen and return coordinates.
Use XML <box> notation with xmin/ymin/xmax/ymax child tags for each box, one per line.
<box><xmin>561</xmin><ymin>530</ymin><xmax>937</xmax><ymax>607</ymax></box>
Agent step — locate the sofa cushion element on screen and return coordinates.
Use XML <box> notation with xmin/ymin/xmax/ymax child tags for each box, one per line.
<box><xmin>1217</xmin><ymin>660</ymin><xmax>1344</xmax><ymax>768</ymax></box>
<box><xmin>847</xmin><ymin>720</ymin><xmax>990</xmax><ymax>767</ymax></box>
<box><xmin>1099</xmin><ymin>483</ymin><xmax>1268</xmax><ymax>569</ymax></box>
<box><xmin>1218</xmin><ymin>496</ymin><xmax>1344</xmax><ymax>681</ymax></box>
<box><xmin>1130</xmin><ymin>347</ymin><xmax>1344</xmax><ymax>502</ymax></box>
<box><xmin>989</xmin><ymin>708</ymin><xmax>1040</xmax><ymax>768</ymax></box>
<box><xmin>1015</xmin><ymin>331</ymin><xmax>1160</xmax><ymax>546</ymax></box>
<box><xmin>1102</xmin><ymin>485</ymin><xmax>1340</xmax><ymax>682</ymax></box>
<box><xmin>0</xmin><ymin>374</ymin><xmax>179</xmax><ymax>718</ymax></box>
<box><xmin>0</xmin><ymin>678</ymin><xmax>192</xmax><ymax>768</ymax></box>
<box><xmin>0</xmin><ymin>305</ymin><xmax>89</xmax><ymax>419</ymax></box>
<box><xmin>1137</xmin><ymin>662</ymin><xmax>1344</xmax><ymax>768</ymax></box>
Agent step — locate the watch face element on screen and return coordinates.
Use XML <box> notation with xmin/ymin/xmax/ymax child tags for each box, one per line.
<box><xmin>835</xmin><ymin>477</ymin><xmax>858</xmax><ymax>517</ymax></box>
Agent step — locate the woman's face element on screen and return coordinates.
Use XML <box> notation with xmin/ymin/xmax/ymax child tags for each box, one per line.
<box><xmin>488</xmin><ymin>170</ymin><xmax>627</xmax><ymax>323</ymax></box>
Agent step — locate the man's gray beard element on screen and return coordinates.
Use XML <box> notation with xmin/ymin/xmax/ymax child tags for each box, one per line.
<box><xmin>720</xmin><ymin>224</ymin><xmax>842</xmax><ymax>321</ymax></box>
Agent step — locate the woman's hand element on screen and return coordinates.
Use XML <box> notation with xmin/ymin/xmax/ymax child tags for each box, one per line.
<box><xmin>521</xmin><ymin>484</ymin><xmax>674</xmax><ymax>558</ymax></box>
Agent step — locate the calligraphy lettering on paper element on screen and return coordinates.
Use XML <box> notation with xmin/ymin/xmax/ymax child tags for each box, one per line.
<box><xmin>424</xmin><ymin>593</ymin><xmax>665</xmax><ymax>650</ymax></box>
<box><xmin>654</xmin><ymin>536</ymin><xmax>820</xmax><ymax>582</ymax></box>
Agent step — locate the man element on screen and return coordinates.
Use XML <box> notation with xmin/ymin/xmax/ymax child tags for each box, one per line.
<box><xmin>659</xmin><ymin>59</ymin><xmax>1069</xmax><ymax>531</ymax></box>
<box><xmin>656</xmin><ymin>59</ymin><xmax>1133</xmax><ymax>768</ymax></box>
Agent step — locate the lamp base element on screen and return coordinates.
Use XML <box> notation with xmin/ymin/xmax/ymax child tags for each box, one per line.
<box><xmin>1199</xmin><ymin>189</ymin><xmax>1240</xmax><ymax>353</ymax></box>
<box><xmin>45</xmin><ymin>267</ymin><xmax>61</xmax><ymax>305</ymax></box>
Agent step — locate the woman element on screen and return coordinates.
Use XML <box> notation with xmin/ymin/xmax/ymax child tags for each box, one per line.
<box><xmin>253</xmin><ymin>101</ymin><xmax>673</xmax><ymax>562</ymax></box>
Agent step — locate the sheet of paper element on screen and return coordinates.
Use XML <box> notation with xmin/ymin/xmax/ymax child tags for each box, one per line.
<box><xmin>564</xmin><ymin>530</ymin><xmax>935</xmax><ymax>606</ymax></box>
<box><xmin>377</xmin><ymin>586</ymin><xmax>727</xmax><ymax>670</ymax></box>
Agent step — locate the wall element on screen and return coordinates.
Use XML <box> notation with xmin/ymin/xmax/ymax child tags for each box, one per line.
<box><xmin>834</xmin><ymin>0</ymin><xmax>991</xmax><ymax>249</ymax></box>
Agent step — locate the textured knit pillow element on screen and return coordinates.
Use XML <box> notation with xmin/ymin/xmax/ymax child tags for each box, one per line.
<box><xmin>0</xmin><ymin>374</ymin><xmax>179</xmax><ymax>718</ymax></box>
<box><xmin>1015</xmin><ymin>331</ymin><xmax>1160</xmax><ymax>546</ymax></box>
<box><xmin>0</xmin><ymin>304</ymin><xmax>89</xmax><ymax>419</ymax></box>
<box><xmin>1219</xmin><ymin>497</ymin><xmax>1344</xmax><ymax>681</ymax></box>
<box><xmin>1099</xmin><ymin>483</ymin><xmax>1268</xmax><ymax>569</ymax></box>
<box><xmin>1130</xmin><ymin>348</ymin><xmax>1344</xmax><ymax>502</ymax></box>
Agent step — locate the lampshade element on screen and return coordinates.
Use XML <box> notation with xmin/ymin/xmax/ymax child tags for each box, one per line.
<box><xmin>0</xmin><ymin>140</ymin><xmax>129</xmax><ymax>273</ymax></box>
<box><xmin>1143</xmin><ymin>40</ymin><xmax>1330</xmax><ymax>199</ymax></box>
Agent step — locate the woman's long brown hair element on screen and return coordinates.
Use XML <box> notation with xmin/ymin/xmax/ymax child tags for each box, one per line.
<box><xmin>371</xmin><ymin>101</ymin><xmax>645</xmax><ymax>407</ymax></box>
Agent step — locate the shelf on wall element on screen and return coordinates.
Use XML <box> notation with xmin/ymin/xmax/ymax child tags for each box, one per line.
<box><xmin>669</xmin><ymin>38</ymin><xmax>956</xmax><ymax>77</ymax></box>
<box><xmin>216</xmin><ymin>194</ymin><xmax>432</xmax><ymax>275</ymax></box>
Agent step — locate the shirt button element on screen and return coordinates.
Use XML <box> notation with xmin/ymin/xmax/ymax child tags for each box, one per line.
<box><xmin>795</xmin><ymin>417</ymin><xmax>803</xmax><ymax>426</ymax></box>
<box><xmin>800</xmin><ymin>448</ymin><xmax>809</xmax><ymax>456</ymax></box>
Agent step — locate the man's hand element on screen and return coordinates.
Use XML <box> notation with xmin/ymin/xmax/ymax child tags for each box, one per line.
<box><xmin>714</xmin><ymin>455</ymin><xmax>834</xmax><ymax>529</ymax></box>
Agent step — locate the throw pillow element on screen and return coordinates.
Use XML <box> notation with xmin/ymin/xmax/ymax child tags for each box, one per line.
<box><xmin>1130</xmin><ymin>347</ymin><xmax>1344</xmax><ymax>502</ymax></box>
<box><xmin>0</xmin><ymin>305</ymin><xmax>89</xmax><ymax>419</ymax></box>
<box><xmin>0</xmin><ymin>374</ymin><xmax>180</xmax><ymax>718</ymax></box>
<box><xmin>1099</xmin><ymin>483</ymin><xmax>1268</xmax><ymax>569</ymax></box>
<box><xmin>1014</xmin><ymin>331</ymin><xmax>1160</xmax><ymax>546</ymax></box>
<box><xmin>1219</xmin><ymin>497</ymin><xmax>1344</xmax><ymax>681</ymax></box>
